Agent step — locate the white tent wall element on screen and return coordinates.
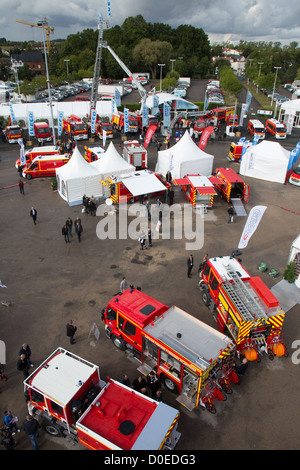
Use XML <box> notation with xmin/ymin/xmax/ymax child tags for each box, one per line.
<box><xmin>56</xmin><ymin>147</ymin><xmax>103</xmax><ymax>206</ymax></box>
<box><xmin>240</xmin><ymin>141</ymin><xmax>290</xmax><ymax>184</ymax></box>
<box><xmin>0</xmin><ymin>101</ymin><xmax>114</xmax><ymax>121</ymax></box>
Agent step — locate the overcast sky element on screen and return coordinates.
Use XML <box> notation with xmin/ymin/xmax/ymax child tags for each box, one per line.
<box><xmin>2</xmin><ymin>0</ymin><xmax>300</xmax><ymax>45</ymax></box>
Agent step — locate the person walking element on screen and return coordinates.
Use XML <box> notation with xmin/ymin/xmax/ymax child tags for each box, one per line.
<box><xmin>0</xmin><ymin>362</ymin><xmax>8</xmax><ymax>382</ymax></box>
<box><xmin>30</xmin><ymin>207</ymin><xmax>37</xmax><ymax>225</ymax></box>
<box><xmin>62</xmin><ymin>224</ymin><xmax>70</xmax><ymax>243</ymax></box>
<box><xmin>187</xmin><ymin>254</ymin><xmax>194</xmax><ymax>278</ymax></box>
<box><xmin>138</xmin><ymin>231</ymin><xmax>147</xmax><ymax>250</ymax></box>
<box><xmin>22</xmin><ymin>415</ymin><xmax>41</xmax><ymax>451</ymax></box>
<box><xmin>4</xmin><ymin>410</ymin><xmax>20</xmax><ymax>435</ymax></box>
<box><xmin>66</xmin><ymin>217</ymin><xmax>73</xmax><ymax>238</ymax></box>
<box><xmin>17</xmin><ymin>354</ymin><xmax>30</xmax><ymax>379</ymax></box>
<box><xmin>148</xmin><ymin>228</ymin><xmax>152</xmax><ymax>247</ymax></box>
<box><xmin>168</xmin><ymin>187</ymin><xmax>174</xmax><ymax>205</ymax></box>
<box><xmin>66</xmin><ymin>320</ymin><xmax>77</xmax><ymax>344</ymax></box>
<box><xmin>75</xmin><ymin>217</ymin><xmax>83</xmax><ymax>242</ymax></box>
<box><xmin>227</xmin><ymin>205</ymin><xmax>234</xmax><ymax>223</ymax></box>
<box><xmin>18</xmin><ymin>179</ymin><xmax>24</xmax><ymax>195</ymax></box>
<box><xmin>18</xmin><ymin>344</ymin><xmax>33</xmax><ymax>368</ymax></box>
<box><xmin>120</xmin><ymin>277</ymin><xmax>128</xmax><ymax>293</ymax></box>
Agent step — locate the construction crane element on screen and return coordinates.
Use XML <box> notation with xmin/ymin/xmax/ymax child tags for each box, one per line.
<box><xmin>15</xmin><ymin>18</ymin><xmax>54</xmax><ymax>53</ymax></box>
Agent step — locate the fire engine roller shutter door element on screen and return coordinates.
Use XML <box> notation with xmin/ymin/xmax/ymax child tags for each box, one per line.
<box><xmin>120</xmin><ymin>171</ymin><xmax>167</xmax><ymax>197</ymax></box>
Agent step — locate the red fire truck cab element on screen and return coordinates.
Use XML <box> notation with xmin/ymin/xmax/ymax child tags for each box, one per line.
<box><xmin>102</xmin><ymin>289</ymin><xmax>237</xmax><ymax>412</ymax></box>
<box><xmin>63</xmin><ymin>115</ymin><xmax>88</xmax><ymax>141</ymax></box>
<box><xmin>84</xmin><ymin>145</ymin><xmax>105</xmax><ymax>163</ymax></box>
<box><xmin>34</xmin><ymin>121</ymin><xmax>52</xmax><ymax>143</ymax></box>
<box><xmin>123</xmin><ymin>140</ymin><xmax>148</xmax><ymax>169</ymax></box>
<box><xmin>5</xmin><ymin>125</ymin><xmax>22</xmax><ymax>143</ymax></box>
<box><xmin>24</xmin><ymin>347</ymin><xmax>181</xmax><ymax>449</ymax></box>
<box><xmin>96</xmin><ymin>121</ymin><xmax>113</xmax><ymax>140</ymax></box>
<box><xmin>228</xmin><ymin>141</ymin><xmax>251</xmax><ymax>162</ymax></box>
<box><xmin>112</xmin><ymin>111</ymin><xmax>139</xmax><ymax>133</ymax></box>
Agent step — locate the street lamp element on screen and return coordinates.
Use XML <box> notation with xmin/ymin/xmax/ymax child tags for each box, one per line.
<box><xmin>170</xmin><ymin>59</ymin><xmax>176</xmax><ymax>72</ymax></box>
<box><xmin>158</xmin><ymin>63</ymin><xmax>165</xmax><ymax>92</ymax></box>
<box><xmin>64</xmin><ymin>59</ymin><xmax>70</xmax><ymax>77</ymax></box>
<box><xmin>38</xmin><ymin>19</ymin><xmax>56</xmax><ymax>145</ymax></box>
<box><xmin>256</xmin><ymin>62</ymin><xmax>264</xmax><ymax>93</ymax></box>
<box><xmin>272</xmin><ymin>66</ymin><xmax>282</xmax><ymax>104</ymax></box>
<box><xmin>258</xmin><ymin>62</ymin><xmax>264</xmax><ymax>77</ymax></box>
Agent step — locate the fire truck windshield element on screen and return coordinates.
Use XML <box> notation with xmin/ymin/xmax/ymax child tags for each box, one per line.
<box><xmin>74</xmin><ymin>124</ymin><xmax>87</xmax><ymax>131</ymax></box>
<box><xmin>40</xmin><ymin>127</ymin><xmax>50</xmax><ymax>134</ymax></box>
<box><xmin>9</xmin><ymin>128</ymin><xmax>21</xmax><ymax>137</ymax></box>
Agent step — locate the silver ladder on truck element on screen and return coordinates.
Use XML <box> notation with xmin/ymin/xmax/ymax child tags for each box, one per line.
<box><xmin>222</xmin><ymin>269</ymin><xmax>268</xmax><ymax>322</ymax></box>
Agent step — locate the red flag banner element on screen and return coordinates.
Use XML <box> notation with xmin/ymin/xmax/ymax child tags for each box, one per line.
<box><xmin>198</xmin><ymin>126</ymin><xmax>214</xmax><ymax>150</ymax></box>
<box><xmin>144</xmin><ymin>124</ymin><xmax>158</xmax><ymax>149</ymax></box>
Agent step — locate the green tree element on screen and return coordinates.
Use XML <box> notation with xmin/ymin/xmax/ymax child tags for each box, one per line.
<box><xmin>133</xmin><ymin>38</ymin><xmax>173</xmax><ymax>79</ymax></box>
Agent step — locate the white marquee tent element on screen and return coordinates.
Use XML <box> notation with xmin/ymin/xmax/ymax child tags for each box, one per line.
<box><xmin>56</xmin><ymin>146</ymin><xmax>103</xmax><ymax>206</ymax></box>
<box><xmin>90</xmin><ymin>141</ymin><xmax>135</xmax><ymax>180</ymax></box>
<box><xmin>240</xmin><ymin>141</ymin><xmax>291</xmax><ymax>184</ymax></box>
<box><xmin>155</xmin><ymin>130</ymin><xmax>214</xmax><ymax>179</ymax></box>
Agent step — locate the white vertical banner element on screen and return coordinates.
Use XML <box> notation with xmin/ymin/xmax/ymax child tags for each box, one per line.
<box><xmin>239</xmin><ymin>103</ymin><xmax>247</xmax><ymax>127</ymax></box>
<box><xmin>9</xmin><ymin>102</ymin><xmax>16</xmax><ymax>123</ymax></box>
<box><xmin>91</xmin><ymin>109</ymin><xmax>97</xmax><ymax>135</ymax></box>
<box><xmin>58</xmin><ymin>111</ymin><xmax>64</xmax><ymax>136</ymax></box>
<box><xmin>103</xmin><ymin>129</ymin><xmax>107</xmax><ymax>147</ymax></box>
<box><xmin>124</xmin><ymin>107</ymin><xmax>129</xmax><ymax>133</ymax></box>
<box><xmin>18</xmin><ymin>138</ymin><xmax>26</xmax><ymax>166</ymax></box>
<box><xmin>238</xmin><ymin>206</ymin><xmax>267</xmax><ymax>249</ymax></box>
<box><xmin>28</xmin><ymin>111</ymin><xmax>35</xmax><ymax>137</ymax></box>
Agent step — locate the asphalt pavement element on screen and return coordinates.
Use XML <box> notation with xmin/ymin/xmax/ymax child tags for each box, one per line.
<box><xmin>0</xmin><ymin>82</ymin><xmax>300</xmax><ymax>453</ymax></box>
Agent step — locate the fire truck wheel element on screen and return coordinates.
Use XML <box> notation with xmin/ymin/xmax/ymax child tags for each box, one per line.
<box><xmin>112</xmin><ymin>334</ymin><xmax>126</xmax><ymax>351</ymax></box>
<box><xmin>26</xmin><ymin>174</ymin><xmax>32</xmax><ymax>180</ymax></box>
<box><xmin>42</xmin><ymin>421</ymin><xmax>64</xmax><ymax>437</ymax></box>
<box><xmin>202</xmin><ymin>290</ymin><xmax>211</xmax><ymax>306</ymax></box>
<box><xmin>163</xmin><ymin>376</ymin><xmax>179</xmax><ymax>393</ymax></box>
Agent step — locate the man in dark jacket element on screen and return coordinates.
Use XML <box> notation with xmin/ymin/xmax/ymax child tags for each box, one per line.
<box><xmin>66</xmin><ymin>320</ymin><xmax>77</xmax><ymax>344</ymax></box>
<box><xmin>187</xmin><ymin>254</ymin><xmax>194</xmax><ymax>278</ymax></box>
<box><xmin>18</xmin><ymin>344</ymin><xmax>33</xmax><ymax>367</ymax></box>
<box><xmin>23</xmin><ymin>415</ymin><xmax>40</xmax><ymax>450</ymax></box>
<box><xmin>30</xmin><ymin>207</ymin><xmax>37</xmax><ymax>225</ymax></box>
<box><xmin>17</xmin><ymin>354</ymin><xmax>30</xmax><ymax>379</ymax></box>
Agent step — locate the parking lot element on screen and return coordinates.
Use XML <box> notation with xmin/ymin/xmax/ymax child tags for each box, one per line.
<box><xmin>1</xmin><ymin>81</ymin><xmax>300</xmax><ymax>452</ymax></box>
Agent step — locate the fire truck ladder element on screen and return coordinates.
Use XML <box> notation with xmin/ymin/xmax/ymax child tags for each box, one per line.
<box><xmin>223</xmin><ymin>269</ymin><xmax>268</xmax><ymax>322</ymax></box>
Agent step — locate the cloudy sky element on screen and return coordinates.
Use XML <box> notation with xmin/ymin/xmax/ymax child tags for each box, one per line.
<box><xmin>2</xmin><ymin>0</ymin><xmax>300</xmax><ymax>45</ymax></box>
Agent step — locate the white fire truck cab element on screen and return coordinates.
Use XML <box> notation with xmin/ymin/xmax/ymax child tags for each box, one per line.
<box><xmin>24</xmin><ymin>347</ymin><xmax>181</xmax><ymax>450</ymax></box>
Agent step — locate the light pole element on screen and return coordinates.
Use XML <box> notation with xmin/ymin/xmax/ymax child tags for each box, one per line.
<box><xmin>38</xmin><ymin>19</ymin><xmax>56</xmax><ymax>145</ymax></box>
<box><xmin>272</xmin><ymin>66</ymin><xmax>282</xmax><ymax>104</ymax></box>
<box><xmin>158</xmin><ymin>64</ymin><xmax>165</xmax><ymax>92</ymax></box>
<box><xmin>64</xmin><ymin>59</ymin><xmax>70</xmax><ymax>77</ymax></box>
<box><xmin>256</xmin><ymin>62</ymin><xmax>264</xmax><ymax>93</ymax></box>
<box><xmin>170</xmin><ymin>59</ymin><xmax>176</xmax><ymax>72</ymax></box>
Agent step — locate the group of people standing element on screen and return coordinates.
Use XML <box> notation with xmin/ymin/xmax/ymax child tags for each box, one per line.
<box><xmin>82</xmin><ymin>194</ymin><xmax>97</xmax><ymax>216</ymax></box>
<box><xmin>62</xmin><ymin>217</ymin><xmax>83</xmax><ymax>243</ymax></box>
<box><xmin>121</xmin><ymin>369</ymin><xmax>164</xmax><ymax>402</ymax></box>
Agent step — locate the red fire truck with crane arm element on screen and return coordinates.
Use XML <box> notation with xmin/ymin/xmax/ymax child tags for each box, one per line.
<box><xmin>101</xmin><ymin>288</ymin><xmax>238</xmax><ymax>413</ymax></box>
<box><xmin>24</xmin><ymin>347</ymin><xmax>181</xmax><ymax>450</ymax></box>
<box><xmin>199</xmin><ymin>256</ymin><xmax>288</xmax><ymax>361</ymax></box>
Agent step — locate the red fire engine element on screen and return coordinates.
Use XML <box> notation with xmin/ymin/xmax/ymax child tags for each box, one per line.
<box><xmin>122</xmin><ymin>140</ymin><xmax>148</xmax><ymax>169</ymax></box>
<box><xmin>63</xmin><ymin>115</ymin><xmax>88</xmax><ymax>141</ymax></box>
<box><xmin>5</xmin><ymin>125</ymin><xmax>22</xmax><ymax>143</ymax></box>
<box><xmin>173</xmin><ymin>175</ymin><xmax>217</xmax><ymax>208</ymax></box>
<box><xmin>84</xmin><ymin>145</ymin><xmax>105</xmax><ymax>162</ymax></box>
<box><xmin>214</xmin><ymin>167</ymin><xmax>249</xmax><ymax>203</ymax></box>
<box><xmin>102</xmin><ymin>289</ymin><xmax>238</xmax><ymax>413</ymax></box>
<box><xmin>33</xmin><ymin>121</ymin><xmax>52</xmax><ymax>143</ymax></box>
<box><xmin>228</xmin><ymin>142</ymin><xmax>251</xmax><ymax>162</ymax></box>
<box><xmin>96</xmin><ymin>121</ymin><xmax>113</xmax><ymax>140</ymax></box>
<box><xmin>24</xmin><ymin>347</ymin><xmax>181</xmax><ymax>450</ymax></box>
<box><xmin>199</xmin><ymin>256</ymin><xmax>288</xmax><ymax>361</ymax></box>
<box><xmin>112</xmin><ymin>111</ymin><xmax>139</xmax><ymax>133</ymax></box>
<box><xmin>15</xmin><ymin>145</ymin><xmax>60</xmax><ymax>169</ymax></box>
